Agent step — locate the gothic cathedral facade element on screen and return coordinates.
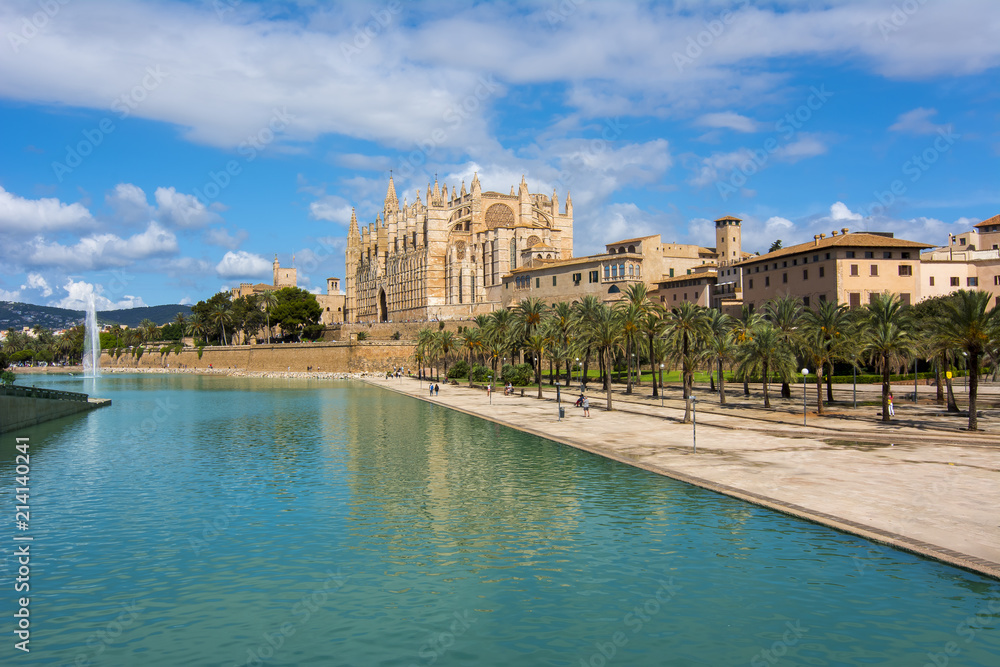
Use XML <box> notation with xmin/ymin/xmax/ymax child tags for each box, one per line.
<box><xmin>345</xmin><ymin>174</ymin><xmax>573</xmax><ymax>322</ymax></box>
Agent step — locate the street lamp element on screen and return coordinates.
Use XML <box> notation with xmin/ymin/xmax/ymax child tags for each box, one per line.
<box><xmin>802</xmin><ymin>368</ymin><xmax>809</xmax><ymax>426</ymax></box>
<box><xmin>575</xmin><ymin>357</ymin><xmax>580</xmax><ymax>387</ymax></box>
<box><xmin>488</xmin><ymin>375</ymin><xmax>492</xmax><ymax>405</ymax></box>
<box><xmin>962</xmin><ymin>351</ymin><xmax>968</xmax><ymax>393</ymax></box>
<box><xmin>691</xmin><ymin>396</ymin><xmax>697</xmax><ymax>453</ymax></box>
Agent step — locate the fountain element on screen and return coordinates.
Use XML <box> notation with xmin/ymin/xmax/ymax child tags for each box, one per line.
<box><xmin>82</xmin><ymin>293</ymin><xmax>101</xmax><ymax>378</ymax></box>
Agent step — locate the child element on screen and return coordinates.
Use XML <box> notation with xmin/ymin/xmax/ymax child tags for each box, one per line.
<box><xmin>888</xmin><ymin>393</ymin><xmax>894</xmax><ymax>417</ymax></box>
<box><xmin>582</xmin><ymin>396</ymin><xmax>590</xmax><ymax>417</ymax></box>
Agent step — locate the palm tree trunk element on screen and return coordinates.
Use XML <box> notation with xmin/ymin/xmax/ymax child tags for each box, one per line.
<box><xmin>718</xmin><ymin>363</ymin><xmax>726</xmax><ymax>405</ymax></box>
<box><xmin>625</xmin><ymin>338</ymin><xmax>633</xmax><ymax>394</ymax></box>
<box><xmin>968</xmin><ymin>352</ymin><xmax>979</xmax><ymax>431</ymax></box>
<box><xmin>781</xmin><ymin>381</ymin><xmax>791</xmax><ymax>400</ymax></box>
<box><xmin>825</xmin><ymin>361</ymin><xmax>834</xmax><ymax>403</ymax></box>
<box><xmin>816</xmin><ymin>369</ymin><xmax>824</xmax><ymax>415</ymax></box>
<box><xmin>536</xmin><ymin>357</ymin><xmax>543</xmax><ymax>399</ymax></box>
<box><xmin>762</xmin><ymin>360</ymin><xmax>771</xmax><ymax>408</ymax></box>
<box><xmin>935</xmin><ymin>355</ymin><xmax>945</xmax><ymax>404</ymax></box>
<box><xmin>649</xmin><ymin>333</ymin><xmax>658</xmax><ymax>398</ymax></box>
<box><xmin>604</xmin><ymin>349</ymin><xmax>613</xmax><ymax>411</ymax></box>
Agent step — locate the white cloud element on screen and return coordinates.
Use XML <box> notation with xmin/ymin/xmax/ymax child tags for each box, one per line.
<box><xmin>309</xmin><ymin>195</ymin><xmax>354</xmax><ymax>224</ymax></box>
<box><xmin>215</xmin><ymin>251</ymin><xmax>271</xmax><ymax>279</ymax></box>
<box><xmin>21</xmin><ymin>273</ymin><xmax>53</xmax><ymax>297</ymax></box>
<box><xmin>829</xmin><ymin>201</ymin><xmax>863</xmax><ymax>222</ymax></box>
<box><xmin>27</xmin><ymin>222</ymin><xmax>178</xmax><ymax>270</ymax></box>
<box><xmin>889</xmin><ymin>107</ymin><xmax>946</xmax><ymax>135</ymax></box>
<box><xmin>52</xmin><ymin>279</ymin><xmax>147</xmax><ymax>310</ymax></box>
<box><xmin>0</xmin><ymin>288</ymin><xmax>22</xmax><ymax>301</ymax></box>
<box><xmin>179</xmin><ymin>295</ymin><xmax>193</xmax><ymax>305</ymax></box>
<box><xmin>773</xmin><ymin>134</ymin><xmax>828</xmax><ymax>163</ymax></box>
<box><xmin>204</xmin><ymin>227</ymin><xmax>249</xmax><ymax>249</ymax></box>
<box><xmin>696</xmin><ymin>112</ymin><xmax>760</xmax><ymax>133</ymax></box>
<box><xmin>106</xmin><ymin>183</ymin><xmax>153</xmax><ymax>224</ymax></box>
<box><xmin>154</xmin><ymin>187</ymin><xmax>218</xmax><ymax>228</ymax></box>
<box><xmin>0</xmin><ymin>186</ymin><xmax>93</xmax><ymax>234</ymax></box>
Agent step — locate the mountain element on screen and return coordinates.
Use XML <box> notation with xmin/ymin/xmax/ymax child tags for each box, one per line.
<box><xmin>0</xmin><ymin>301</ymin><xmax>193</xmax><ymax>331</ymax></box>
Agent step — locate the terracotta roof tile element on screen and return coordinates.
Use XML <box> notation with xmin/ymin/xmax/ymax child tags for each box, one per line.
<box><xmin>736</xmin><ymin>232</ymin><xmax>932</xmax><ymax>266</ymax></box>
<box><xmin>973</xmin><ymin>214</ymin><xmax>1000</xmax><ymax>228</ymax></box>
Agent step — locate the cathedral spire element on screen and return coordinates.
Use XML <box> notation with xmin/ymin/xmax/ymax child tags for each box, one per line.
<box><xmin>471</xmin><ymin>171</ymin><xmax>481</xmax><ymax>196</ymax></box>
<box><xmin>432</xmin><ymin>174</ymin><xmax>441</xmax><ymax>204</ymax></box>
<box><xmin>460</xmin><ymin>180</ymin><xmax>467</xmax><ymax>197</ymax></box>
<box><xmin>384</xmin><ymin>173</ymin><xmax>398</xmax><ymax>212</ymax></box>
<box><xmin>348</xmin><ymin>208</ymin><xmax>360</xmax><ymax>242</ymax></box>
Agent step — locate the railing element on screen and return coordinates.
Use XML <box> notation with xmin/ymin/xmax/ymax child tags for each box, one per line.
<box><xmin>0</xmin><ymin>385</ymin><xmax>90</xmax><ymax>402</ymax></box>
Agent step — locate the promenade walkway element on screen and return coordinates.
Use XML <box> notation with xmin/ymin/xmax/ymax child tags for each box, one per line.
<box><xmin>366</xmin><ymin>375</ymin><xmax>1000</xmax><ymax>580</ymax></box>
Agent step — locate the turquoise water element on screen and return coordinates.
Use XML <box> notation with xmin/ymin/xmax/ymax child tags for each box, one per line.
<box><xmin>2</xmin><ymin>374</ymin><xmax>998</xmax><ymax>666</ymax></box>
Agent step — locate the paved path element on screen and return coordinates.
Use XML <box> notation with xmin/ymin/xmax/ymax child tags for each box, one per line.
<box><xmin>366</xmin><ymin>376</ymin><xmax>1000</xmax><ymax>580</ymax></box>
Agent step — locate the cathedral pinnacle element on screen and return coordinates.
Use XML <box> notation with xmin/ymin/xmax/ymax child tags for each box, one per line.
<box><xmin>384</xmin><ymin>174</ymin><xmax>398</xmax><ymax>211</ymax></box>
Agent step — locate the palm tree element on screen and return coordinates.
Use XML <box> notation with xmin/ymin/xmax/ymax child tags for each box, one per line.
<box><xmin>435</xmin><ymin>329</ymin><xmax>456</xmax><ymax>380</ymax></box>
<box><xmin>486</xmin><ymin>308</ymin><xmax>516</xmax><ymax>367</ymax></box>
<box><xmin>736</xmin><ymin>322</ymin><xmax>796</xmax><ymax>409</ymax></box>
<box><xmin>934</xmin><ymin>290</ymin><xmax>1000</xmax><ymax>431</ymax></box>
<box><xmin>764</xmin><ymin>295</ymin><xmax>803</xmax><ymax>399</ymax></box>
<box><xmin>548</xmin><ymin>302</ymin><xmax>574</xmax><ymax>385</ymax></box>
<box><xmin>416</xmin><ymin>327</ymin><xmax>437</xmax><ymax>380</ymax></box>
<box><xmin>461</xmin><ymin>328</ymin><xmax>482</xmax><ymax>387</ymax></box>
<box><xmin>617</xmin><ymin>301</ymin><xmax>644</xmax><ymax>393</ymax></box>
<box><xmin>524</xmin><ymin>333</ymin><xmax>550</xmax><ymax>398</ymax></box>
<box><xmin>582</xmin><ymin>304</ymin><xmax>624</xmax><ymax>411</ymax></box>
<box><xmin>862</xmin><ymin>292</ymin><xmax>914</xmax><ymax>422</ymax></box>
<box><xmin>186</xmin><ymin>316</ymin><xmax>208</xmax><ymax>345</ymax></box>
<box><xmin>800</xmin><ymin>301</ymin><xmax>852</xmax><ymax>414</ymax></box>
<box><xmin>733</xmin><ymin>304</ymin><xmax>763</xmax><ymax>397</ymax></box>
<box><xmin>259</xmin><ymin>290</ymin><xmax>279</xmax><ymax>344</ymax></box>
<box><xmin>138</xmin><ymin>318</ymin><xmax>159</xmax><ymax>344</ymax></box>
<box><xmin>573</xmin><ymin>295</ymin><xmax>603</xmax><ymax>387</ymax></box>
<box><xmin>209</xmin><ymin>303</ymin><xmax>233</xmax><ymax>346</ymax></box>
<box><xmin>514</xmin><ymin>297</ymin><xmax>547</xmax><ymax>367</ymax></box>
<box><xmin>623</xmin><ymin>283</ymin><xmax>653</xmax><ymax>387</ymax></box>
<box><xmin>641</xmin><ymin>307</ymin><xmax>667</xmax><ymax>397</ymax></box>
<box><xmin>703</xmin><ymin>310</ymin><xmax>735</xmax><ymax>405</ymax></box>
<box><xmin>663</xmin><ymin>301</ymin><xmax>710</xmax><ymax>422</ymax></box>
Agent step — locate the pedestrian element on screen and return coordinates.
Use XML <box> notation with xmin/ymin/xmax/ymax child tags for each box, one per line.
<box><xmin>430</xmin><ymin>383</ymin><xmax>434</xmax><ymax>395</ymax></box>
<box><xmin>486</xmin><ymin>383</ymin><xmax>491</xmax><ymax>398</ymax></box>
<box><xmin>582</xmin><ymin>395</ymin><xmax>590</xmax><ymax>418</ymax></box>
<box><xmin>434</xmin><ymin>384</ymin><xmax>439</xmax><ymax>396</ymax></box>
<box><xmin>888</xmin><ymin>392</ymin><xmax>894</xmax><ymax>417</ymax></box>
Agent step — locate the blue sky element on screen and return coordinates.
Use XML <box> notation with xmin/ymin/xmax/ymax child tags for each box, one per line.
<box><xmin>1</xmin><ymin>0</ymin><xmax>998</xmax><ymax>310</ymax></box>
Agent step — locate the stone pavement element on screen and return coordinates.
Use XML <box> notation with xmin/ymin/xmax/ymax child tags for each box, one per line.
<box><xmin>366</xmin><ymin>376</ymin><xmax>1000</xmax><ymax>580</ymax></box>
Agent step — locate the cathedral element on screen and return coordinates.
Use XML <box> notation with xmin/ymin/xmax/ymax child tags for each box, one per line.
<box><xmin>345</xmin><ymin>174</ymin><xmax>574</xmax><ymax>322</ymax></box>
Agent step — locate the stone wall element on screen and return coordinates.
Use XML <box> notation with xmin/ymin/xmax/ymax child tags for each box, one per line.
<box><xmin>100</xmin><ymin>341</ymin><xmax>417</xmax><ymax>373</ymax></box>
<box><xmin>325</xmin><ymin>320</ymin><xmax>476</xmax><ymax>342</ymax></box>
<box><xmin>1</xmin><ymin>394</ymin><xmax>108</xmax><ymax>433</ymax></box>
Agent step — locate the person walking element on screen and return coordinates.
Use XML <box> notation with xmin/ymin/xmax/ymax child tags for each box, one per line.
<box><xmin>582</xmin><ymin>395</ymin><xmax>590</xmax><ymax>418</ymax></box>
<box><xmin>429</xmin><ymin>383</ymin><xmax>434</xmax><ymax>396</ymax></box>
<box><xmin>888</xmin><ymin>393</ymin><xmax>894</xmax><ymax>417</ymax></box>
<box><xmin>434</xmin><ymin>384</ymin><xmax>439</xmax><ymax>396</ymax></box>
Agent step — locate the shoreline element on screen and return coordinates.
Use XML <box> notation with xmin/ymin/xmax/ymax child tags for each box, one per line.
<box><xmin>363</xmin><ymin>375</ymin><xmax>1000</xmax><ymax>581</ymax></box>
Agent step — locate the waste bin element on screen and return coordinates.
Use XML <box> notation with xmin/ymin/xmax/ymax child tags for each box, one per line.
<box><xmin>558</xmin><ymin>407</ymin><xmax>566</xmax><ymax>420</ymax></box>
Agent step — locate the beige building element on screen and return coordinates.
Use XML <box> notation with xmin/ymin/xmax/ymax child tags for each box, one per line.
<box><xmin>920</xmin><ymin>213</ymin><xmax>1000</xmax><ymax>307</ymax></box>
<box><xmin>346</xmin><ymin>175</ymin><xmax>573</xmax><ymax>322</ymax></box>
<box><xmin>738</xmin><ymin>228</ymin><xmax>932</xmax><ymax>310</ymax></box>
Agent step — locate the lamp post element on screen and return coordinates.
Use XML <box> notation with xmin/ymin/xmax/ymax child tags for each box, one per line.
<box><xmin>575</xmin><ymin>357</ymin><xmax>580</xmax><ymax>388</ymax></box>
<box><xmin>913</xmin><ymin>356</ymin><xmax>918</xmax><ymax>403</ymax></box>
<box><xmin>488</xmin><ymin>375</ymin><xmax>492</xmax><ymax>405</ymax></box>
<box><xmin>962</xmin><ymin>351</ymin><xmax>968</xmax><ymax>393</ymax></box>
<box><xmin>852</xmin><ymin>355</ymin><xmax>857</xmax><ymax>409</ymax></box>
<box><xmin>802</xmin><ymin>368</ymin><xmax>809</xmax><ymax>426</ymax></box>
<box><xmin>660</xmin><ymin>363</ymin><xmax>665</xmax><ymax>407</ymax></box>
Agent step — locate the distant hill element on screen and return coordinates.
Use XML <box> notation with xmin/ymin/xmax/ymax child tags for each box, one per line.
<box><xmin>0</xmin><ymin>301</ymin><xmax>192</xmax><ymax>331</ymax></box>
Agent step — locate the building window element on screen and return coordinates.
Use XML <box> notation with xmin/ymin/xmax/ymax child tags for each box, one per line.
<box><xmin>604</xmin><ymin>265</ymin><xmax>610</xmax><ymax>279</ymax></box>
<box><xmin>813</xmin><ymin>255</ymin><xmax>819</xmax><ymax>262</ymax></box>
<box><xmin>793</xmin><ymin>259</ymin><xmax>798</xmax><ymax>265</ymax></box>
<box><xmin>950</xmin><ymin>277</ymin><xmax>960</xmax><ymax>286</ymax></box>
<box><xmin>819</xmin><ymin>294</ymin><xmax>826</xmax><ymax>303</ymax></box>
<box><xmin>929</xmin><ymin>276</ymin><xmax>935</xmax><ymax>286</ymax></box>
<box><xmin>825</xmin><ymin>252</ymin><xmax>831</xmax><ymax>260</ymax></box>
<box><xmin>849</xmin><ymin>293</ymin><xmax>861</xmax><ymax>309</ymax></box>
<box><xmin>536</xmin><ymin>277</ymin><xmax>540</xmax><ymax>288</ymax></box>
<box><xmin>553</xmin><ymin>276</ymin><xmax>558</xmax><ymax>286</ymax></box>
<box><xmin>572</xmin><ymin>272</ymin><xmax>582</xmax><ymax>284</ymax></box>
<box><xmin>589</xmin><ymin>270</ymin><xmax>599</xmax><ymax>283</ymax></box>
<box><xmin>765</xmin><ymin>276</ymin><xmax>770</xmax><ymax>287</ymax></box>
<box><xmin>898</xmin><ymin>265</ymin><xmax>912</xmax><ymax>276</ymax></box>
<box><xmin>803</xmin><ymin>269</ymin><xmax>808</xmax><ymax>280</ymax></box>
<box><xmin>901</xmin><ymin>252</ymin><xmax>910</xmax><ymax>259</ymax></box>
<box><xmin>673</xmin><ymin>294</ymin><xmax>677</xmax><ymax>301</ymax></box>
<box><xmin>994</xmin><ymin>276</ymin><xmax>1000</xmax><ymax>286</ymax></box>
<box><xmin>846</xmin><ymin>251</ymin><xmax>856</xmax><ymax>258</ymax></box>
<box><xmin>900</xmin><ymin>293</ymin><xmax>911</xmax><ymax>305</ymax></box>
<box><xmin>510</xmin><ymin>238</ymin><xmax>517</xmax><ymax>269</ymax></box>
<box><xmin>819</xmin><ymin>266</ymin><xmax>825</xmax><ymax>278</ymax></box>
<box><xmin>782</xmin><ymin>273</ymin><xmax>788</xmax><ymax>283</ymax></box>
<box><xmin>870</xmin><ymin>265</ymin><xmax>878</xmax><ymax>277</ymax></box>
<box><xmin>869</xmin><ymin>293</ymin><xmax>879</xmax><ymax>305</ymax></box>
<box><xmin>782</xmin><ymin>261</ymin><xmax>788</xmax><ymax>268</ymax></box>
<box><xmin>864</xmin><ymin>251</ymin><xmax>874</xmax><ymax>259</ymax></box>
<box><xmin>803</xmin><ymin>296</ymin><xmax>810</xmax><ymax>307</ymax></box>
<box><xmin>851</xmin><ymin>264</ymin><xmax>859</xmax><ymax>276</ymax></box>
<box><xmin>968</xmin><ymin>277</ymin><xmax>978</xmax><ymax>286</ymax></box>
<box><xmin>611</xmin><ymin>264</ymin><xmax>618</xmax><ymax>278</ymax></box>
<box><xmin>883</xmin><ymin>252</ymin><xmax>892</xmax><ymax>259</ymax></box>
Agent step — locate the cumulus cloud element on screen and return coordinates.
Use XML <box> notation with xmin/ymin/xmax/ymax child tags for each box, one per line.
<box><xmin>52</xmin><ymin>279</ymin><xmax>147</xmax><ymax>310</ymax></box>
<box><xmin>204</xmin><ymin>227</ymin><xmax>249</xmax><ymax>249</ymax></box>
<box><xmin>889</xmin><ymin>107</ymin><xmax>946</xmax><ymax>135</ymax></box>
<box><xmin>106</xmin><ymin>182</ymin><xmax>153</xmax><ymax>224</ymax></box>
<box><xmin>309</xmin><ymin>195</ymin><xmax>355</xmax><ymax>224</ymax></box>
<box><xmin>0</xmin><ymin>186</ymin><xmax>93</xmax><ymax>234</ymax></box>
<box><xmin>215</xmin><ymin>251</ymin><xmax>271</xmax><ymax>279</ymax></box>
<box><xmin>27</xmin><ymin>222</ymin><xmax>178</xmax><ymax>270</ymax></box>
<box><xmin>155</xmin><ymin>187</ymin><xmax>218</xmax><ymax>228</ymax></box>
<box><xmin>0</xmin><ymin>287</ymin><xmax>22</xmax><ymax>301</ymax></box>
<box><xmin>21</xmin><ymin>273</ymin><xmax>53</xmax><ymax>297</ymax></box>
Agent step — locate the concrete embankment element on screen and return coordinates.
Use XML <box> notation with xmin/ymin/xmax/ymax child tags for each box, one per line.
<box><xmin>1</xmin><ymin>385</ymin><xmax>111</xmax><ymax>433</ymax></box>
<box><xmin>364</xmin><ymin>376</ymin><xmax>1000</xmax><ymax>581</ymax></box>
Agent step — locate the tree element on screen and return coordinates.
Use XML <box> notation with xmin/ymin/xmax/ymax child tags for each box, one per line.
<box><xmin>572</xmin><ymin>295</ymin><xmax>603</xmax><ymax>388</ymax></box>
<box><xmin>764</xmin><ymin>295</ymin><xmax>803</xmax><ymax>399</ymax></box>
<box><xmin>617</xmin><ymin>301</ymin><xmax>644</xmax><ymax>394</ymax></box>
<box><xmin>733</xmin><ymin>304</ymin><xmax>763</xmax><ymax>397</ymax></box>
<box><xmin>703</xmin><ymin>310</ymin><xmax>736</xmax><ymax>405</ymax></box>
<box><xmin>461</xmin><ymin>328</ymin><xmax>483</xmax><ymax>387</ymax></box>
<box><xmin>800</xmin><ymin>301</ymin><xmax>853</xmax><ymax>414</ymax></box>
<box><xmin>582</xmin><ymin>304</ymin><xmax>624</xmax><ymax>411</ymax></box>
<box><xmin>434</xmin><ymin>329</ymin><xmax>456</xmax><ymax>380</ymax></box>
<box><xmin>259</xmin><ymin>290</ymin><xmax>279</xmax><ymax>343</ymax></box>
<box><xmin>525</xmin><ymin>333</ymin><xmax>550</xmax><ymax>398</ymax></box>
<box><xmin>768</xmin><ymin>240</ymin><xmax>783</xmax><ymax>253</ymax></box>
<box><xmin>735</xmin><ymin>322</ymin><xmax>796</xmax><ymax>409</ymax></box>
<box><xmin>862</xmin><ymin>292</ymin><xmax>914</xmax><ymax>422</ymax></box>
<box><xmin>641</xmin><ymin>307</ymin><xmax>667</xmax><ymax>398</ymax></box>
<box><xmin>663</xmin><ymin>301</ymin><xmax>710</xmax><ymax>422</ymax></box>
<box><xmin>269</xmin><ymin>287</ymin><xmax>322</xmax><ymax>341</ymax></box>
<box><xmin>934</xmin><ymin>290</ymin><xmax>1000</xmax><ymax>431</ymax></box>
<box><xmin>209</xmin><ymin>303</ymin><xmax>232</xmax><ymax>346</ymax></box>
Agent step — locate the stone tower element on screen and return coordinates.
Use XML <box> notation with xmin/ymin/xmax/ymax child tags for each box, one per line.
<box><xmin>715</xmin><ymin>215</ymin><xmax>742</xmax><ymax>266</ymax></box>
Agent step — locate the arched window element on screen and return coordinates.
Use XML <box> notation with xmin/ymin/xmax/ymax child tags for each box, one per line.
<box><xmin>619</xmin><ymin>263</ymin><xmax>625</xmax><ymax>277</ymax></box>
<box><xmin>628</xmin><ymin>264</ymin><xmax>634</xmax><ymax>277</ymax></box>
<box><xmin>611</xmin><ymin>264</ymin><xmax>618</xmax><ymax>278</ymax></box>
<box><xmin>510</xmin><ymin>238</ymin><xmax>517</xmax><ymax>269</ymax></box>
<box><xmin>628</xmin><ymin>245</ymin><xmax>635</xmax><ymax>253</ymax></box>
<box><xmin>604</xmin><ymin>265</ymin><xmax>610</xmax><ymax>279</ymax></box>
<box><xmin>608</xmin><ymin>285</ymin><xmax>621</xmax><ymax>294</ymax></box>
